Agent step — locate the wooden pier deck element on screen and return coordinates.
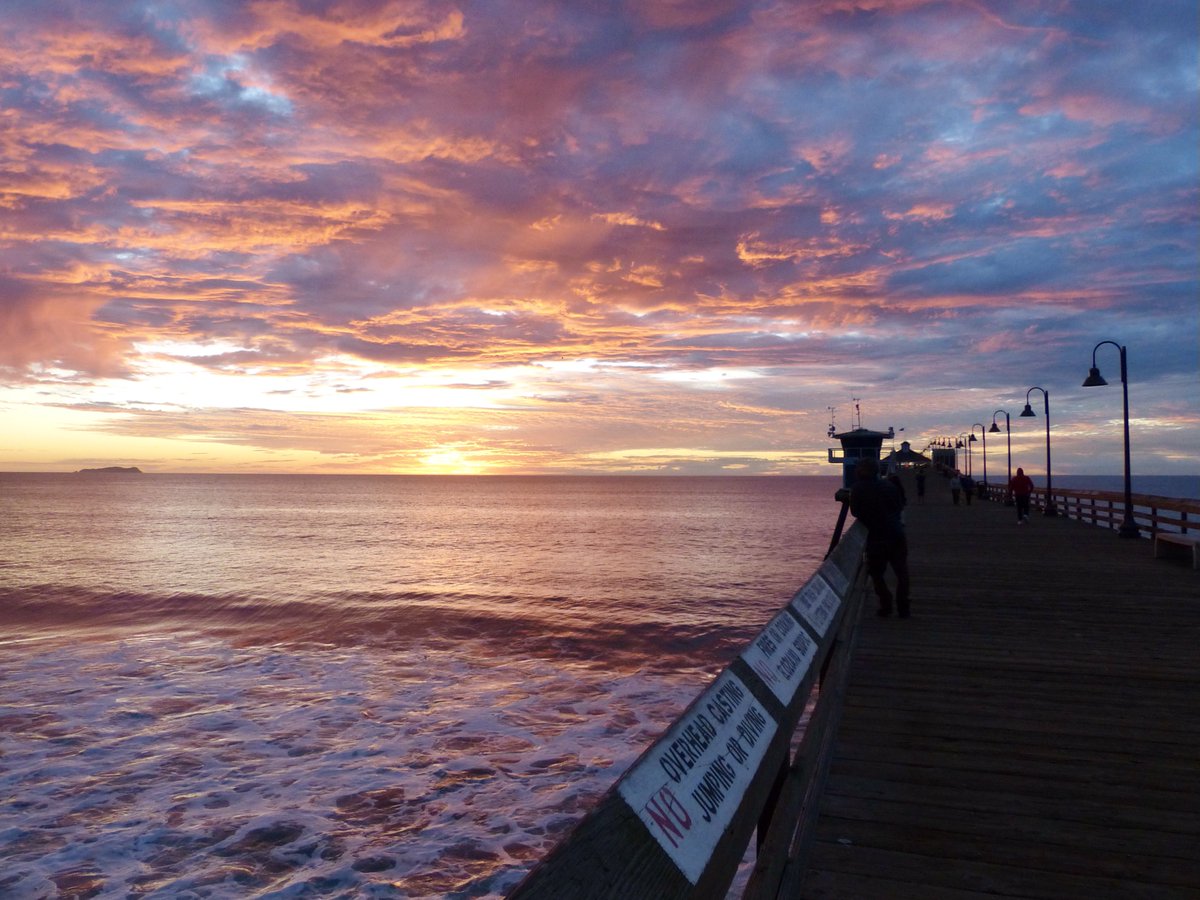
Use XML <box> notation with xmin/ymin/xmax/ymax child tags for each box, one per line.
<box><xmin>795</xmin><ymin>473</ymin><xmax>1200</xmax><ymax>898</ymax></box>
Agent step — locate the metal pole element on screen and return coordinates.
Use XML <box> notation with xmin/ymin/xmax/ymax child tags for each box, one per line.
<box><xmin>825</xmin><ymin>498</ymin><xmax>851</xmax><ymax>558</ymax></box>
<box><xmin>993</xmin><ymin>410</ymin><xmax>1012</xmax><ymax>505</ymax></box>
<box><xmin>1026</xmin><ymin>388</ymin><xmax>1058</xmax><ymax>517</ymax></box>
<box><xmin>1084</xmin><ymin>340</ymin><xmax>1139</xmax><ymax>538</ymax></box>
<box><xmin>974</xmin><ymin>423</ymin><xmax>988</xmax><ymax>495</ymax></box>
<box><xmin>1043</xmin><ymin>393</ymin><xmax>1056</xmax><ymax>516</ymax></box>
<box><xmin>1118</xmin><ymin>346</ymin><xmax>1139</xmax><ymax>538</ymax></box>
<box><xmin>1006</xmin><ymin>418</ymin><xmax>1012</xmax><ymax>503</ymax></box>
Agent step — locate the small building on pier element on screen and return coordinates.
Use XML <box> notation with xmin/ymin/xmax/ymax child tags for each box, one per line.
<box><xmin>929</xmin><ymin>446</ymin><xmax>957</xmax><ymax>471</ymax></box>
<box><xmin>883</xmin><ymin>440</ymin><xmax>930</xmax><ymax>473</ymax></box>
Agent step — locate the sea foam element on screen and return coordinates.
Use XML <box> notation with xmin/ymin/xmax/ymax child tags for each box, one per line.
<box><xmin>1</xmin><ymin>633</ymin><xmax>708</xmax><ymax>897</ymax></box>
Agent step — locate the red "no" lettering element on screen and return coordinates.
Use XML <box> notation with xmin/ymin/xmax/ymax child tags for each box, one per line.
<box><xmin>643</xmin><ymin>785</ymin><xmax>693</xmax><ymax>848</ymax></box>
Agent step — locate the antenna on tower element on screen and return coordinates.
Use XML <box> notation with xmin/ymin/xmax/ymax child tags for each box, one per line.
<box><xmin>826</xmin><ymin>406</ymin><xmax>837</xmax><ymax>438</ymax></box>
<box><xmin>851</xmin><ymin>397</ymin><xmax>862</xmax><ymax>429</ymax></box>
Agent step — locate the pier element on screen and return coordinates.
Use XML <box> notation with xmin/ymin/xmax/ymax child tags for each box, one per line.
<box><xmin>509</xmin><ymin>472</ymin><xmax>1200</xmax><ymax>899</ymax></box>
<box><xmin>795</xmin><ymin>471</ymin><xmax>1200</xmax><ymax>898</ymax></box>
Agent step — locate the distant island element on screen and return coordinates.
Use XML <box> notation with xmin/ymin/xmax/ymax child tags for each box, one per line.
<box><xmin>76</xmin><ymin>466</ymin><xmax>144</xmax><ymax>475</ymax></box>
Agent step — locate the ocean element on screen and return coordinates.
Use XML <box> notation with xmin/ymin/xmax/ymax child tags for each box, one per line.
<box><xmin>1046</xmin><ymin>474</ymin><xmax>1199</xmax><ymax>501</ymax></box>
<box><xmin>0</xmin><ymin>474</ymin><xmax>844</xmax><ymax>899</ymax></box>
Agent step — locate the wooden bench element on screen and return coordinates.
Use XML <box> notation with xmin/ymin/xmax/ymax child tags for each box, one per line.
<box><xmin>1153</xmin><ymin>532</ymin><xmax>1200</xmax><ymax>570</ymax></box>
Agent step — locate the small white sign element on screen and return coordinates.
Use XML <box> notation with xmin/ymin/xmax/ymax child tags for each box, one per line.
<box><xmin>617</xmin><ymin>670</ymin><xmax>776</xmax><ymax>884</ymax></box>
<box><xmin>741</xmin><ymin>610</ymin><xmax>818</xmax><ymax>705</ymax></box>
<box><xmin>817</xmin><ymin>559</ymin><xmax>850</xmax><ymax>596</ymax></box>
<box><xmin>790</xmin><ymin>574</ymin><xmax>841</xmax><ymax>637</ymax></box>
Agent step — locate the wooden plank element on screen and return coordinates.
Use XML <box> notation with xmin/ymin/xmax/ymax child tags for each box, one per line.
<box><xmin>815</xmin><ymin>794</ymin><xmax>1200</xmax><ymax>862</ymax></box>
<box><xmin>791</xmin><ymin>471</ymin><xmax>1200</xmax><ymax>898</ymax></box>
<box><xmin>800</xmin><ymin>869</ymin><xmax>1034</xmax><ymax>900</ymax></box>
<box><xmin>811</xmin><ymin>817</ymin><xmax>1198</xmax><ymax>885</ymax></box>
<box><xmin>816</xmin><ymin>774</ymin><xmax>1199</xmax><ymax>836</ymax></box>
<box><xmin>801</xmin><ymin>843</ymin><xmax>1197</xmax><ymax>900</ymax></box>
<box><xmin>826</xmin><ymin>730</ymin><xmax>1200</xmax><ymax>789</ymax></box>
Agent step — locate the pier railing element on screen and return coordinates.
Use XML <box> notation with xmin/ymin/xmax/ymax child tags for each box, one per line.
<box><xmin>979</xmin><ymin>485</ymin><xmax>1197</xmax><ymax>535</ymax></box>
<box><xmin>507</xmin><ymin>524</ymin><xmax>868</xmax><ymax>900</ymax></box>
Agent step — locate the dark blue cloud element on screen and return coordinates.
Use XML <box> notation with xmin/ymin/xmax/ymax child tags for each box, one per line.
<box><xmin>886</xmin><ymin>240</ymin><xmax>1072</xmax><ymax>297</ymax></box>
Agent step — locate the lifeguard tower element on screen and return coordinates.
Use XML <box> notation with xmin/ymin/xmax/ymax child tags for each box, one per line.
<box><xmin>823</xmin><ymin>402</ymin><xmax>895</xmax><ymax>556</ymax></box>
<box><xmin>827</xmin><ymin>427</ymin><xmax>895</xmax><ymax>488</ymax></box>
<box><xmin>825</xmin><ymin>401</ymin><xmax>895</xmax><ymax>488</ymax></box>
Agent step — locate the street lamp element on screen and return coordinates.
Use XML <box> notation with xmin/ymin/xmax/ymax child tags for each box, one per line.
<box><xmin>1083</xmin><ymin>341</ymin><xmax>1139</xmax><ymax>538</ymax></box>
<box><xmin>957</xmin><ymin>433</ymin><xmax>970</xmax><ymax>475</ymax></box>
<box><xmin>989</xmin><ymin>410</ymin><xmax>1012</xmax><ymax>504</ymax></box>
<box><xmin>1020</xmin><ymin>387</ymin><xmax>1058</xmax><ymax>517</ymax></box>
<box><xmin>972</xmin><ymin>423</ymin><xmax>987</xmax><ymax>491</ymax></box>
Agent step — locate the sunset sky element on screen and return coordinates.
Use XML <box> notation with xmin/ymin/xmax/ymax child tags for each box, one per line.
<box><xmin>1</xmin><ymin>0</ymin><xmax>1196</xmax><ymax>476</ymax></box>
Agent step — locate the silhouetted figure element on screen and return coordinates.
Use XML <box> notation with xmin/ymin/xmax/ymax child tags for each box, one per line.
<box><xmin>914</xmin><ymin>468</ymin><xmax>926</xmax><ymax>504</ymax></box>
<box><xmin>850</xmin><ymin>457</ymin><xmax>911</xmax><ymax>618</ymax></box>
<box><xmin>887</xmin><ymin>473</ymin><xmax>907</xmax><ymax>518</ymax></box>
<box><xmin>1010</xmin><ymin>467</ymin><xmax>1035</xmax><ymax>524</ymax></box>
<box><xmin>960</xmin><ymin>473</ymin><xmax>974</xmax><ymax>505</ymax></box>
<box><xmin>950</xmin><ymin>471</ymin><xmax>962</xmax><ymax>506</ymax></box>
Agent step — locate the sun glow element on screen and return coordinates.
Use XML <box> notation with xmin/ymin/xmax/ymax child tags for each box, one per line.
<box><xmin>418</xmin><ymin>447</ymin><xmax>488</xmax><ymax>474</ymax></box>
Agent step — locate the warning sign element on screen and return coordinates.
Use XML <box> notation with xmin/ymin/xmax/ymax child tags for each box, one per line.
<box><xmin>790</xmin><ymin>574</ymin><xmax>841</xmax><ymax>637</ymax></box>
<box><xmin>617</xmin><ymin>670</ymin><xmax>776</xmax><ymax>884</ymax></box>
<box><xmin>741</xmin><ymin>609</ymin><xmax>818</xmax><ymax>705</ymax></box>
<box><xmin>817</xmin><ymin>558</ymin><xmax>849</xmax><ymax>596</ymax></box>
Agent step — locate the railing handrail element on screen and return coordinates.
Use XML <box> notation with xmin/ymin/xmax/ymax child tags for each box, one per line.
<box><xmin>978</xmin><ymin>484</ymin><xmax>1198</xmax><ymax>533</ymax></box>
<box><xmin>507</xmin><ymin>524</ymin><xmax>868</xmax><ymax>899</ymax></box>
<box><xmin>1045</xmin><ymin>488</ymin><xmax>1195</xmax><ymax>514</ymax></box>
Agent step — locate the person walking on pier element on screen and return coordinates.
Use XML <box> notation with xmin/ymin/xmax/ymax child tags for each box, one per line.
<box><xmin>850</xmin><ymin>457</ymin><xmax>911</xmax><ymax>618</ymax></box>
<box><xmin>887</xmin><ymin>472</ymin><xmax>908</xmax><ymax>519</ymax></box>
<box><xmin>1010</xmin><ymin>467</ymin><xmax>1034</xmax><ymax>523</ymax></box>
<box><xmin>950</xmin><ymin>471</ymin><xmax>963</xmax><ymax>506</ymax></box>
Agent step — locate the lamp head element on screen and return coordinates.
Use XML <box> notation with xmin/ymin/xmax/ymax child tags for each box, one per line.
<box><xmin>1019</xmin><ymin>403</ymin><xmax>1035</xmax><ymax>417</ymax></box>
<box><xmin>968</xmin><ymin>433</ymin><xmax>977</xmax><ymax>442</ymax></box>
<box><xmin>988</xmin><ymin>422</ymin><xmax>1000</xmax><ymax>433</ymax></box>
<box><xmin>1082</xmin><ymin>367</ymin><xmax>1107</xmax><ymax>387</ymax></box>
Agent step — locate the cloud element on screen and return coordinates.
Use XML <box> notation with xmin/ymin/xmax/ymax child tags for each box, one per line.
<box><xmin>0</xmin><ymin>0</ymin><xmax>1195</xmax><ymax>473</ymax></box>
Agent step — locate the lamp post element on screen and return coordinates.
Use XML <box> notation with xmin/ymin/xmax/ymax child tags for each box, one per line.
<box><xmin>1019</xmin><ymin>387</ymin><xmax>1057</xmax><ymax>517</ymax></box>
<box><xmin>1083</xmin><ymin>341</ymin><xmax>1139</xmax><ymax>538</ymax></box>
<box><xmin>989</xmin><ymin>410</ymin><xmax>1012</xmax><ymax>504</ymax></box>
<box><xmin>972</xmin><ymin>423</ymin><xmax>987</xmax><ymax>491</ymax></box>
<box><xmin>957</xmin><ymin>433</ymin><xmax>970</xmax><ymax>476</ymax></box>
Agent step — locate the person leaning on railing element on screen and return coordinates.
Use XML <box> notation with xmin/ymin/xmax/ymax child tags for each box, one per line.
<box><xmin>849</xmin><ymin>457</ymin><xmax>911</xmax><ymax>619</ymax></box>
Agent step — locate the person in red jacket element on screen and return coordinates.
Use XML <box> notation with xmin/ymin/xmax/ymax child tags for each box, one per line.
<box><xmin>1009</xmin><ymin>467</ymin><xmax>1035</xmax><ymax>524</ymax></box>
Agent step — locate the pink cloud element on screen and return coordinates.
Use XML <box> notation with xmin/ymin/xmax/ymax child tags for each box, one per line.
<box><xmin>0</xmin><ymin>293</ymin><xmax>133</xmax><ymax>380</ymax></box>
